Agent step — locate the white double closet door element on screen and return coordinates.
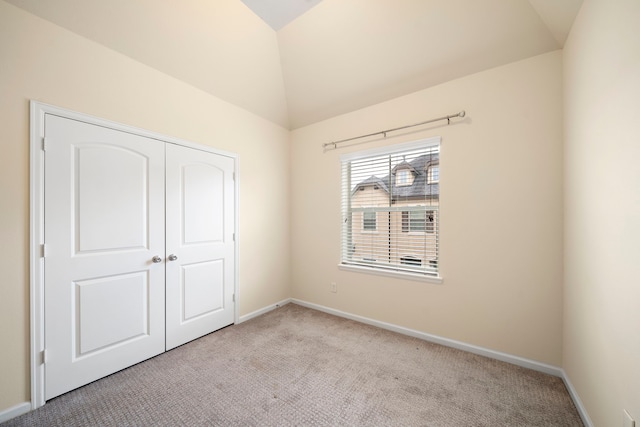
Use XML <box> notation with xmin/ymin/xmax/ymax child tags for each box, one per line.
<box><xmin>44</xmin><ymin>115</ymin><xmax>235</xmax><ymax>400</ymax></box>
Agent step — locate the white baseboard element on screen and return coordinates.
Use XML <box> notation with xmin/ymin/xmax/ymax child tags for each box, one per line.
<box><xmin>561</xmin><ymin>371</ymin><xmax>594</xmax><ymax>427</ymax></box>
<box><xmin>0</xmin><ymin>401</ymin><xmax>31</xmax><ymax>423</ymax></box>
<box><xmin>237</xmin><ymin>298</ymin><xmax>292</xmax><ymax>323</ymax></box>
<box><xmin>290</xmin><ymin>299</ymin><xmax>597</xmax><ymax>424</ymax></box>
<box><xmin>291</xmin><ymin>298</ymin><xmax>563</xmax><ymax>377</ymax></box>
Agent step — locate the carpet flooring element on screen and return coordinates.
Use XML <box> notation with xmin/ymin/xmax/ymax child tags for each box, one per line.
<box><xmin>4</xmin><ymin>303</ymin><xmax>583</xmax><ymax>426</ymax></box>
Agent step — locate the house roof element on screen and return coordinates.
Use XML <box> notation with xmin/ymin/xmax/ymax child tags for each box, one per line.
<box><xmin>352</xmin><ymin>175</ymin><xmax>389</xmax><ymax>196</ymax></box>
<box><xmin>353</xmin><ymin>154</ymin><xmax>439</xmax><ymax>200</ymax></box>
<box><xmin>392</xmin><ymin>160</ymin><xmax>420</xmax><ymax>176</ymax></box>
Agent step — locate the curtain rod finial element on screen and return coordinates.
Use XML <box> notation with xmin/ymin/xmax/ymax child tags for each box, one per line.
<box><xmin>459</xmin><ymin>111</ymin><xmax>466</xmax><ymax>118</ymax></box>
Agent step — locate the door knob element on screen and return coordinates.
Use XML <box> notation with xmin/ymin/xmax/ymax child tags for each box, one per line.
<box><xmin>152</xmin><ymin>255</ymin><xmax>162</xmax><ymax>263</ymax></box>
<box><xmin>168</xmin><ymin>254</ymin><xmax>178</xmax><ymax>261</ymax></box>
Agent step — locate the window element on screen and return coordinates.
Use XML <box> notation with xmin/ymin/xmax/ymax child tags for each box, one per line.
<box><xmin>363</xmin><ymin>211</ymin><xmax>377</xmax><ymax>231</ymax></box>
<box><xmin>400</xmin><ymin>256</ymin><xmax>421</xmax><ymax>266</ymax></box>
<box><xmin>426</xmin><ymin>210</ymin><xmax>435</xmax><ymax>233</ymax></box>
<box><xmin>401</xmin><ymin>210</ymin><xmax>435</xmax><ymax>233</ymax></box>
<box><xmin>396</xmin><ymin>169</ymin><xmax>410</xmax><ymax>186</ymax></box>
<box><xmin>341</xmin><ymin>138</ymin><xmax>440</xmax><ymax>278</ymax></box>
<box><xmin>402</xmin><ymin>210</ymin><xmax>429</xmax><ymax>232</ymax></box>
<box><xmin>427</xmin><ymin>165</ymin><xmax>439</xmax><ymax>183</ymax></box>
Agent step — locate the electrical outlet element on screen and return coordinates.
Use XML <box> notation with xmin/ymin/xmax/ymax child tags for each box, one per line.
<box><xmin>330</xmin><ymin>282</ymin><xmax>337</xmax><ymax>293</ymax></box>
<box><xmin>623</xmin><ymin>410</ymin><xmax>635</xmax><ymax>427</ymax></box>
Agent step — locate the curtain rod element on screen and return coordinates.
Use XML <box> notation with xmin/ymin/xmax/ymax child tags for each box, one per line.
<box><xmin>322</xmin><ymin>110</ymin><xmax>465</xmax><ymax>151</ymax></box>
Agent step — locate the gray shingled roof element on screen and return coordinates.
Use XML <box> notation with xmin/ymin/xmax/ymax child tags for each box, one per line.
<box><xmin>352</xmin><ymin>154</ymin><xmax>439</xmax><ymax>200</ymax></box>
<box><xmin>351</xmin><ymin>175</ymin><xmax>389</xmax><ymax>196</ymax></box>
<box><xmin>391</xmin><ymin>160</ymin><xmax>420</xmax><ymax>176</ymax></box>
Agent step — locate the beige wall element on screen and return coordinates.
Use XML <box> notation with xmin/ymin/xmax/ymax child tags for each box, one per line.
<box><xmin>0</xmin><ymin>2</ymin><xmax>290</xmax><ymax>411</ymax></box>
<box><xmin>291</xmin><ymin>50</ymin><xmax>564</xmax><ymax>367</ymax></box>
<box><xmin>3</xmin><ymin>0</ymin><xmax>290</xmax><ymax>128</ymax></box>
<box><xmin>563</xmin><ymin>0</ymin><xmax>640</xmax><ymax>425</ymax></box>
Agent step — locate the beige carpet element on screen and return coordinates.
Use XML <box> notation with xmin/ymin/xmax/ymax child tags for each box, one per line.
<box><xmin>4</xmin><ymin>303</ymin><xmax>583</xmax><ymax>426</ymax></box>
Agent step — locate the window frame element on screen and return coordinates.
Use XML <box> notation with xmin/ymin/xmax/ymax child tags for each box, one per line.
<box><xmin>340</xmin><ymin>137</ymin><xmax>442</xmax><ymax>284</ymax></box>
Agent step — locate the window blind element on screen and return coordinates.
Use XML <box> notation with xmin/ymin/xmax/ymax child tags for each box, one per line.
<box><xmin>341</xmin><ymin>139</ymin><xmax>440</xmax><ymax>276</ymax></box>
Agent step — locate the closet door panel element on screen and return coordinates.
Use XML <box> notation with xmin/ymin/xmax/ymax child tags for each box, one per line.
<box><xmin>44</xmin><ymin>115</ymin><xmax>166</xmax><ymax>400</ymax></box>
<box><xmin>165</xmin><ymin>143</ymin><xmax>235</xmax><ymax>350</ymax></box>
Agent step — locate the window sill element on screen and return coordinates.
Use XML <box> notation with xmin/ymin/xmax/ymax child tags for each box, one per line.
<box><xmin>338</xmin><ymin>263</ymin><xmax>443</xmax><ymax>284</ymax></box>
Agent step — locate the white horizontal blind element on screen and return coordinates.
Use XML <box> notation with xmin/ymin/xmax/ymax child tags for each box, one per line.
<box><xmin>341</xmin><ymin>140</ymin><xmax>440</xmax><ymax>276</ymax></box>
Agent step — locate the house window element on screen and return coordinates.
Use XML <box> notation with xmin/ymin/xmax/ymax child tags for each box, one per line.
<box><xmin>363</xmin><ymin>211</ymin><xmax>377</xmax><ymax>231</ymax></box>
<box><xmin>401</xmin><ymin>210</ymin><xmax>435</xmax><ymax>233</ymax></box>
<box><xmin>396</xmin><ymin>169</ymin><xmax>410</xmax><ymax>186</ymax></box>
<box><xmin>428</xmin><ymin>165</ymin><xmax>439</xmax><ymax>183</ymax></box>
<box><xmin>400</xmin><ymin>256</ymin><xmax>421</xmax><ymax>266</ymax></box>
<box><xmin>402</xmin><ymin>210</ymin><xmax>429</xmax><ymax>232</ymax></box>
<box><xmin>426</xmin><ymin>210</ymin><xmax>435</xmax><ymax>233</ymax></box>
<box><xmin>340</xmin><ymin>137</ymin><xmax>440</xmax><ymax>279</ymax></box>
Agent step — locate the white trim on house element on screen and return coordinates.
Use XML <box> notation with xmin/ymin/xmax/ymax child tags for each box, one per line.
<box><xmin>29</xmin><ymin>101</ymin><xmax>240</xmax><ymax>410</ymax></box>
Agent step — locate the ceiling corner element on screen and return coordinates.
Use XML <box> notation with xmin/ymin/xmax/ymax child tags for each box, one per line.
<box><xmin>527</xmin><ymin>0</ymin><xmax>584</xmax><ymax>47</ymax></box>
<box><xmin>240</xmin><ymin>0</ymin><xmax>323</xmax><ymax>31</ymax></box>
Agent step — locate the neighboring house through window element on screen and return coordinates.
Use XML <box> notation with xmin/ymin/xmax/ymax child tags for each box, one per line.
<box><xmin>340</xmin><ymin>137</ymin><xmax>440</xmax><ymax>279</ymax></box>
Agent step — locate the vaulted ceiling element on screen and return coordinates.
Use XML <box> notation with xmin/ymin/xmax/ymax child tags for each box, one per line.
<box><xmin>5</xmin><ymin>0</ymin><xmax>582</xmax><ymax>129</ymax></box>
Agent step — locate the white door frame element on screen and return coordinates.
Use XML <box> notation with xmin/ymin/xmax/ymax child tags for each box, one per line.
<box><xmin>29</xmin><ymin>101</ymin><xmax>240</xmax><ymax>409</ymax></box>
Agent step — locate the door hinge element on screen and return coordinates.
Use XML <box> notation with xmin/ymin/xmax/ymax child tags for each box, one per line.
<box><xmin>42</xmin><ymin>137</ymin><xmax>48</xmax><ymax>151</ymax></box>
<box><xmin>232</xmin><ymin>293</ymin><xmax>235</xmax><ymax>303</ymax></box>
<box><xmin>232</xmin><ymin>172</ymin><xmax>236</xmax><ymax>181</ymax></box>
<box><xmin>40</xmin><ymin>243</ymin><xmax>47</xmax><ymax>258</ymax></box>
<box><xmin>232</xmin><ymin>233</ymin><xmax>235</xmax><ymax>242</ymax></box>
<box><xmin>41</xmin><ymin>349</ymin><xmax>47</xmax><ymax>364</ymax></box>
